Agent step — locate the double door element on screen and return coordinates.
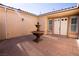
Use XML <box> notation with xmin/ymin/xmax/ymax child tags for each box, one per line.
<box><xmin>54</xmin><ymin>18</ymin><xmax>68</xmax><ymax>35</ymax></box>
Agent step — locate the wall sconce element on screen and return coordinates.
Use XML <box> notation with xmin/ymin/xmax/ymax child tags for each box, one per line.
<box><xmin>22</xmin><ymin>18</ymin><xmax>24</xmax><ymax>21</ymax></box>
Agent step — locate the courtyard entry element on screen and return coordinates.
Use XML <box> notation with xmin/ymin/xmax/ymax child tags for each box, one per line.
<box><xmin>54</xmin><ymin>17</ymin><xmax>68</xmax><ymax>35</ymax></box>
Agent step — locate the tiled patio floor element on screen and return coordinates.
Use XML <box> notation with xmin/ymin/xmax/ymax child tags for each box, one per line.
<box><xmin>0</xmin><ymin>34</ymin><xmax>79</xmax><ymax>56</ymax></box>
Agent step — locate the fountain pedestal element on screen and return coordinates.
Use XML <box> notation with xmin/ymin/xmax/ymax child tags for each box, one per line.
<box><xmin>32</xmin><ymin>22</ymin><xmax>44</xmax><ymax>43</ymax></box>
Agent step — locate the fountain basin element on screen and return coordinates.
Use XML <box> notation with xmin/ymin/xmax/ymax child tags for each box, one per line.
<box><xmin>32</xmin><ymin>31</ymin><xmax>44</xmax><ymax>43</ymax></box>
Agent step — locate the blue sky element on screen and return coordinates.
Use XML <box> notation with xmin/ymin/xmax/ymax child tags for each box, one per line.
<box><xmin>2</xmin><ymin>3</ymin><xmax>77</xmax><ymax>15</ymax></box>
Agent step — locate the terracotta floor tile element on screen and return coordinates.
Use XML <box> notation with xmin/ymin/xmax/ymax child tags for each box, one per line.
<box><xmin>0</xmin><ymin>34</ymin><xmax>79</xmax><ymax>56</ymax></box>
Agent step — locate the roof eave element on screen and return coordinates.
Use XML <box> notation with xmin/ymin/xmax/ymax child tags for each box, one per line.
<box><xmin>39</xmin><ymin>6</ymin><xmax>79</xmax><ymax>16</ymax></box>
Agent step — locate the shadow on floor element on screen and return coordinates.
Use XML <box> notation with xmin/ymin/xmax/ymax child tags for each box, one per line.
<box><xmin>0</xmin><ymin>34</ymin><xmax>35</xmax><ymax>56</ymax></box>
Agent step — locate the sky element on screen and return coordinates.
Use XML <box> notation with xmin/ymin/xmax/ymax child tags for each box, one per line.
<box><xmin>1</xmin><ymin>3</ymin><xmax>77</xmax><ymax>15</ymax></box>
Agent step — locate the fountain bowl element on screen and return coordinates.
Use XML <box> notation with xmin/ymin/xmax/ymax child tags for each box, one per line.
<box><xmin>32</xmin><ymin>31</ymin><xmax>44</xmax><ymax>43</ymax></box>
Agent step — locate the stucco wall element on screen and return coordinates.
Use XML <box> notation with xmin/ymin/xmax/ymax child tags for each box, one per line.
<box><xmin>0</xmin><ymin>7</ymin><xmax>38</xmax><ymax>40</ymax></box>
<box><xmin>46</xmin><ymin>8</ymin><xmax>79</xmax><ymax>18</ymax></box>
<box><xmin>38</xmin><ymin>16</ymin><xmax>48</xmax><ymax>34</ymax></box>
<box><xmin>6</xmin><ymin>9</ymin><xmax>38</xmax><ymax>39</ymax></box>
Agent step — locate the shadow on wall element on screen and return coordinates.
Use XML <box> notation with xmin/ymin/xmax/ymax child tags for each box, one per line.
<box><xmin>0</xmin><ymin>34</ymin><xmax>36</xmax><ymax>56</ymax></box>
<box><xmin>0</xmin><ymin>22</ymin><xmax>6</xmax><ymax>40</ymax></box>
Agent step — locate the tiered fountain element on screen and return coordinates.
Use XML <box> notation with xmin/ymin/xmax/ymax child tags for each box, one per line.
<box><xmin>32</xmin><ymin>22</ymin><xmax>44</xmax><ymax>43</ymax></box>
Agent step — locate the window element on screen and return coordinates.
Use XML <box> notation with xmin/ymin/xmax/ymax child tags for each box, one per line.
<box><xmin>48</xmin><ymin>19</ymin><xmax>52</xmax><ymax>31</ymax></box>
<box><xmin>71</xmin><ymin>16</ymin><xmax>77</xmax><ymax>32</ymax></box>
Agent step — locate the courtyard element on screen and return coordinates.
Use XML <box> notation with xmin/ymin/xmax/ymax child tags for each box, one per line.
<box><xmin>0</xmin><ymin>34</ymin><xmax>79</xmax><ymax>56</ymax></box>
<box><xmin>0</xmin><ymin>3</ymin><xmax>79</xmax><ymax>56</ymax></box>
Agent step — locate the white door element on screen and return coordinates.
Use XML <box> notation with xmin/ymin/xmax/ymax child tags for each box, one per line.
<box><xmin>54</xmin><ymin>18</ymin><xmax>68</xmax><ymax>35</ymax></box>
<box><xmin>54</xmin><ymin>18</ymin><xmax>60</xmax><ymax>34</ymax></box>
<box><xmin>60</xmin><ymin>18</ymin><xmax>68</xmax><ymax>35</ymax></box>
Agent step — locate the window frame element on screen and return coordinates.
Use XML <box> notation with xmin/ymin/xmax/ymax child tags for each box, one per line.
<box><xmin>48</xmin><ymin>19</ymin><xmax>52</xmax><ymax>31</ymax></box>
<box><xmin>70</xmin><ymin>16</ymin><xmax>78</xmax><ymax>32</ymax></box>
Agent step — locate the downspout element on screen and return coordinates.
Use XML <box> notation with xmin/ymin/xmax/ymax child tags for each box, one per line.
<box><xmin>4</xmin><ymin>7</ymin><xmax>7</xmax><ymax>39</ymax></box>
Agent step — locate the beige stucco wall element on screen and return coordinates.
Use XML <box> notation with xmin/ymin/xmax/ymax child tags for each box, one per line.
<box><xmin>0</xmin><ymin>7</ymin><xmax>6</xmax><ymax>40</ymax></box>
<box><xmin>6</xmin><ymin>9</ymin><xmax>38</xmax><ymax>39</ymax></box>
<box><xmin>0</xmin><ymin>7</ymin><xmax>38</xmax><ymax>40</ymax></box>
<box><xmin>38</xmin><ymin>16</ymin><xmax>48</xmax><ymax>34</ymax></box>
<box><xmin>47</xmin><ymin>8</ymin><xmax>79</xmax><ymax>18</ymax></box>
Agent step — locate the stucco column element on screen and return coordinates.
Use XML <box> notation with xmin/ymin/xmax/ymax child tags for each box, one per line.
<box><xmin>67</xmin><ymin>16</ymin><xmax>70</xmax><ymax>37</ymax></box>
<box><xmin>44</xmin><ymin>18</ymin><xmax>48</xmax><ymax>34</ymax></box>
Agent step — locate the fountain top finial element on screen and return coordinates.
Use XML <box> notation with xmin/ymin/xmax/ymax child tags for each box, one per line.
<box><xmin>36</xmin><ymin>22</ymin><xmax>40</xmax><ymax>31</ymax></box>
<box><xmin>37</xmin><ymin>22</ymin><xmax>39</xmax><ymax>25</ymax></box>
